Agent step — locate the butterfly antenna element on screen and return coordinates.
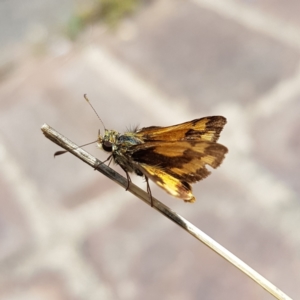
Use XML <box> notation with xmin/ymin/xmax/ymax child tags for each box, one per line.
<box><xmin>84</xmin><ymin>94</ymin><xmax>106</xmax><ymax>130</ymax></box>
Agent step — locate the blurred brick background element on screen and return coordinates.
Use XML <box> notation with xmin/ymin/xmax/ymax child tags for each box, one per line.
<box><xmin>0</xmin><ymin>0</ymin><xmax>300</xmax><ymax>299</ymax></box>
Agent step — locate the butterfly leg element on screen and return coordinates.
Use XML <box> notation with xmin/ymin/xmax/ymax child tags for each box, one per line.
<box><xmin>119</xmin><ymin>165</ymin><xmax>132</xmax><ymax>191</ymax></box>
<box><xmin>94</xmin><ymin>154</ymin><xmax>113</xmax><ymax>170</ymax></box>
<box><xmin>145</xmin><ymin>176</ymin><xmax>154</xmax><ymax>207</ymax></box>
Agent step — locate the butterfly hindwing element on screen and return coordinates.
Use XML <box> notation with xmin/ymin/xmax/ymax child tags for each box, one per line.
<box><xmin>130</xmin><ymin>140</ymin><xmax>227</xmax><ymax>201</ymax></box>
<box><xmin>138</xmin><ymin>164</ymin><xmax>195</xmax><ymax>202</ymax></box>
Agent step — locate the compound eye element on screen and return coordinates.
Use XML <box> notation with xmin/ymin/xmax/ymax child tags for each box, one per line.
<box><xmin>102</xmin><ymin>141</ymin><xmax>113</xmax><ymax>152</ymax></box>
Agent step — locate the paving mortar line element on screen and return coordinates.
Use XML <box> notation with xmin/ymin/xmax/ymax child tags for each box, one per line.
<box><xmin>191</xmin><ymin>0</ymin><xmax>300</xmax><ymax>50</ymax></box>
<box><xmin>10</xmin><ymin>242</ymin><xmax>114</xmax><ymax>300</ymax></box>
<box><xmin>83</xmin><ymin>46</ymin><xmax>192</xmax><ymax>125</ymax></box>
<box><xmin>250</xmin><ymin>61</ymin><xmax>300</xmax><ymax>118</ymax></box>
<box><xmin>0</xmin><ymin>141</ymin><xmax>53</xmax><ymax>247</ymax></box>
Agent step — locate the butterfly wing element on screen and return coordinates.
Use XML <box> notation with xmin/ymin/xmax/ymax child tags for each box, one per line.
<box><xmin>130</xmin><ymin>140</ymin><xmax>228</xmax><ymax>201</ymax></box>
<box><xmin>138</xmin><ymin>164</ymin><xmax>196</xmax><ymax>202</ymax></box>
<box><xmin>134</xmin><ymin>116</ymin><xmax>226</xmax><ymax>143</ymax></box>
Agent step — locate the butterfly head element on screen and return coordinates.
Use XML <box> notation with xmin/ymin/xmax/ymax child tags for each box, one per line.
<box><xmin>97</xmin><ymin>129</ymin><xmax>119</xmax><ymax>153</ymax></box>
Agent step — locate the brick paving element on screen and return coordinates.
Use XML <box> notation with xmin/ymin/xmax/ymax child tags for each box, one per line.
<box><xmin>0</xmin><ymin>0</ymin><xmax>300</xmax><ymax>299</ymax></box>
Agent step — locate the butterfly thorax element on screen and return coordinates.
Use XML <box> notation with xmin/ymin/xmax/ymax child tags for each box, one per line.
<box><xmin>98</xmin><ymin>129</ymin><xmax>144</xmax><ymax>174</ymax></box>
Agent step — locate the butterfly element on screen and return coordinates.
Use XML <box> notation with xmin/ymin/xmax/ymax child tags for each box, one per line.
<box><xmin>96</xmin><ymin>112</ymin><xmax>228</xmax><ymax>207</ymax></box>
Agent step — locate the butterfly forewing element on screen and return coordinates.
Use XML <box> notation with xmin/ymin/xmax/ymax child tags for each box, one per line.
<box><xmin>135</xmin><ymin>116</ymin><xmax>226</xmax><ymax>142</ymax></box>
